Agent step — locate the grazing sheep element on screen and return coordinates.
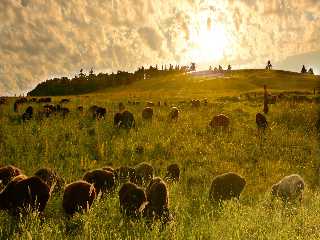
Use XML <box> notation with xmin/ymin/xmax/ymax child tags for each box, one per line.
<box><xmin>132</xmin><ymin>162</ymin><xmax>154</xmax><ymax>186</ymax></box>
<box><xmin>168</xmin><ymin>107</ymin><xmax>179</xmax><ymax>120</ymax></box>
<box><xmin>114</xmin><ymin>111</ymin><xmax>135</xmax><ymax>129</ymax></box>
<box><xmin>0</xmin><ymin>176</ymin><xmax>50</xmax><ymax>214</ymax></box>
<box><xmin>165</xmin><ymin>164</ymin><xmax>180</xmax><ymax>182</ymax></box>
<box><xmin>34</xmin><ymin>168</ymin><xmax>65</xmax><ymax>193</ymax></box>
<box><xmin>83</xmin><ymin>169</ymin><xmax>115</xmax><ymax>195</ymax></box>
<box><xmin>256</xmin><ymin>113</ymin><xmax>268</xmax><ymax>130</ymax></box>
<box><xmin>22</xmin><ymin>106</ymin><xmax>33</xmax><ymax>121</ymax></box>
<box><xmin>209</xmin><ymin>114</ymin><xmax>230</xmax><ymax>128</ymax></box>
<box><xmin>62</xmin><ymin>181</ymin><xmax>96</xmax><ymax>215</ymax></box>
<box><xmin>209</xmin><ymin>172</ymin><xmax>246</xmax><ymax>202</ymax></box>
<box><xmin>144</xmin><ymin>177</ymin><xmax>170</xmax><ymax>221</ymax></box>
<box><xmin>0</xmin><ymin>165</ymin><xmax>23</xmax><ymax>186</ymax></box>
<box><xmin>271</xmin><ymin>174</ymin><xmax>305</xmax><ymax>203</ymax></box>
<box><xmin>95</xmin><ymin>107</ymin><xmax>106</xmax><ymax>119</ymax></box>
<box><xmin>142</xmin><ymin>107</ymin><xmax>153</xmax><ymax>120</ymax></box>
<box><xmin>118</xmin><ymin>182</ymin><xmax>147</xmax><ymax>218</ymax></box>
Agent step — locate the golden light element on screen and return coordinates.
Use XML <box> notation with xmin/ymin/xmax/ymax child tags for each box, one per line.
<box><xmin>186</xmin><ymin>14</ymin><xmax>230</xmax><ymax>65</ymax></box>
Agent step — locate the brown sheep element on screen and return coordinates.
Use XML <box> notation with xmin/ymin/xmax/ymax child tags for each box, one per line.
<box><xmin>271</xmin><ymin>174</ymin><xmax>305</xmax><ymax>203</ymax></box>
<box><xmin>209</xmin><ymin>114</ymin><xmax>230</xmax><ymax>128</ymax></box>
<box><xmin>62</xmin><ymin>181</ymin><xmax>96</xmax><ymax>215</ymax></box>
<box><xmin>83</xmin><ymin>169</ymin><xmax>115</xmax><ymax>195</ymax></box>
<box><xmin>144</xmin><ymin>177</ymin><xmax>171</xmax><ymax>221</ymax></box>
<box><xmin>0</xmin><ymin>175</ymin><xmax>50</xmax><ymax>215</ymax></box>
<box><xmin>209</xmin><ymin>172</ymin><xmax>246</xmax><ymax>203</ymax></box>
<box><xmin>256</xmin><ymin>113</ymin><xmax>268</xmax><ymax>130</ymax></box>
<box><xmin>114</xmin><ymin>111</ymin><xmax>135</xmax><ymax>129</ymax></box>
<box><xmin>168</xmin><ymin>107</ymin><xmax>179</xmax><ymax>121</ymax></box>
<box><xmin>131</xmin><ymin>162</ymin><xmax>154</xmax><ymax>186</ymax></box>
<box><xmin>165</xmin><ymin>164</ymin><xmax>180</xmax><ymax>182</ymax></box>
<box><xmin>0</xmin><ymin>165</ymin><xmax>23</xmax><ymax>186</ymax></box>
<box><xmin>142</xmin><ymin>107</ymin><xmax>153</xmax><ymax>120</ymax></box>
<box><xmin>118</xmin><ymin>182</ymin><xmax>147</xmax><ymax>218</ymax></box>
<box><xmin>34</xmin><ymin>168</ymin><xmax>65</xmax><ymax>193</ymax></box>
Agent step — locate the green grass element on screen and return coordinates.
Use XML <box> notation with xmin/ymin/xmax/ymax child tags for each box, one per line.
<box><xmin>0</xmin><ymin>69</ymin><xmax>319</xmax><ymax>239</ymax></box>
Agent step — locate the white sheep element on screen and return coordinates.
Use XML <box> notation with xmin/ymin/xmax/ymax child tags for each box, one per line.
<box><xmin>271</xmin><ymin>174</ymin><xmax>305</xmax><ymax>203</ymax></box>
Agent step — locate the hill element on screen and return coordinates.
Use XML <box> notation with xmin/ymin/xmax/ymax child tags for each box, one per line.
<box><xmin>92</xmin><ymin>69</ymin><xmax>319</xmax><ymax>100</ymax></box>
<box><xmin>28</xmin><ymin>69</ymin><xmax>319</xmax><ymax>98</ymax></box>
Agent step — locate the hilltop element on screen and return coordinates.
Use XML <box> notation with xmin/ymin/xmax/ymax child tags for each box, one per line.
<box><xmin>92</xmin><ymin>69</ymin><xmax>319</xmax><ymax>100</ymax></box>
<box><xmin>28</xmin><ymin>69</ymin><xmax>319</xmax><ymax>99</ymax></box>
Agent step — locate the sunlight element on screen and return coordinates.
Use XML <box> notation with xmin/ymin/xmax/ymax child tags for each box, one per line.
<box><xmin>189</xmin><ymin>25</ymin><xmax>228</xmax><ymax>63</ymax></box>
<box><xmin>186</xmin><ymin>13</ymin><xmax>230</xmax><ymax>66</ymax></box>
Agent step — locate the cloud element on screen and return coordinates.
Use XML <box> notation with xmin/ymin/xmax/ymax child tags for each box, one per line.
<box><xmin>0</xmin><ymin>0</ymin><xmax>319</xmax><ymax>95</ymax></box>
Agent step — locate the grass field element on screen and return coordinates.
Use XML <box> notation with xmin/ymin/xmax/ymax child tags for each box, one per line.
<box><xmin>0</xmin><ymin>69</ymin><xmax>320</xmax><ymax>239</ymax></box>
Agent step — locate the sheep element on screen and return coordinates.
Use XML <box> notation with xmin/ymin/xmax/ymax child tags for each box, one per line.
<box><xmin>256</xmin><ymin>113</ymin><xmax>268</xmax><ymax>130</ymax></box>
<box><xmin>62</xmin><ymin>180</ymin><xmax>96</xmax><ymax>215</ymax></box>
<box><xmin>83</xmin><ymin>169</ymin><xmax>115</xmax><ymax>196</ymax></box>
<box><xmin>0</xmin><ymin>165</ymin><xmax>23</xmax><ymax>186</ymax></box>
<box><xmin>34</xmin><ymin>168</ymin><xmax>65</xmax><ymax>193</ymax></box>
<box><xmin>142</xmin><ymin>107</ymin><xmax>153</xmax><ymax>120</ymax></box>
<box><xmin>209</xmin><ymin>172</ymin><xmax>246</xmax><ymax>203</ymax></box>
<box><xmin>144</xmin><ymin>177</ymin><xmax>171</xmax><ymax>221</ymax></box>
<box><xmin>114</xmin><ymin>111</ymin><xmax>135</xmax><ymax>129</ymax></box>
<box><xmin>165</xmin><ymin>163</ymin><xmax>180</xmax><ymax>182</ymax></box>
<box><xmin>22</xmin><ymin>106</ymin><xmax>33</xmax><ymax>121</ymax></box>
<box><xmin>131</xmin><ymin>162</ymin><xmax>154</xmax><ymax>186</ymax></box>
<box><xmin>168</xmin><ymin>107</ymin><xmax>179</xmax><ymax>121</ymax></box>
<box><xmin>60</xmin><ymin>98</ymin><xmax>70</xmax><ymax>104</ymax></box>
<box><xmin>95</xmin><ymin>107</ymin><xmax>106</xmax><ymax>119</ymax></box>
<box><xmin>271</xmin><ymin>174</ymin><xmax>305</xmax><ymax>203</ymax></box>
<box><xmin>209</xmin><ymin>114</ymin><xmax>230</xmax><ymax>128</ymax></box>
<box><xmin>118</xmin><ymin>182</ymin><xmax>147</xmax><ymax>218</ymax></box>
<box><xmin>0</xmin><ymin>175</ymin><xmax>50</xmax><ymax>215</ymax></box>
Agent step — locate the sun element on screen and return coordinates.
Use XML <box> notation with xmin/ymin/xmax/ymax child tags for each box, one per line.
<box><xmin>187</xmin><ymin>19</ymin><xmax>229</xmax><ymax>65</ymax></box>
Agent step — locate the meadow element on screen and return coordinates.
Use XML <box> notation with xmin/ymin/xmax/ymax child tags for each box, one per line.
<box><xmin>0</xmin><ymin>70</ymin><xmax>319</xmax><ymax>239</ymax></box>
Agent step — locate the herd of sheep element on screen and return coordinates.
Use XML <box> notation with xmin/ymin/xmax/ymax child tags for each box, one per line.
<box><xmin>0</xmin><ymin>163</ymin><xmax>305</xmax><ymax>223</ymax></box>
<box><xmin>0</xmin><ymin>93</ymin><xmax>311</xmax><ymax>226</ymax></box>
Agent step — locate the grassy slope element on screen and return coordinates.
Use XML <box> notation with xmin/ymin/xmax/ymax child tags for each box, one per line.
<box><xmin>91</xmin><ymin>69</ymin><xmax>319</xmax><ymax>100</ymax></box>
<box><xmin>0</xmin><ymin>70</ymin><xmax>319</xmax><ymax>239</ymax></box>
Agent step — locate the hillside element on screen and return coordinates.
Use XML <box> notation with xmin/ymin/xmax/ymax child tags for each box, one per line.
<box><xmin>90</xmin><ymin>69</ymin><xmax>319</xmax><ymax>100</ymax></box>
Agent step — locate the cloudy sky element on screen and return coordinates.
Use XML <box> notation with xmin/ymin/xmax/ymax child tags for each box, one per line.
<box><xmin>0</xmin><ymin>0</ymin><xmax>319</xmax><ymax>95</ymax></box>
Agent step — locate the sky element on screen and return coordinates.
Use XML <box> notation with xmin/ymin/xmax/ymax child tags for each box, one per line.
<box><xmin>0</xmin><ymin>0</ymin><xmax>319</xmax><ymax>95</ymax></box>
